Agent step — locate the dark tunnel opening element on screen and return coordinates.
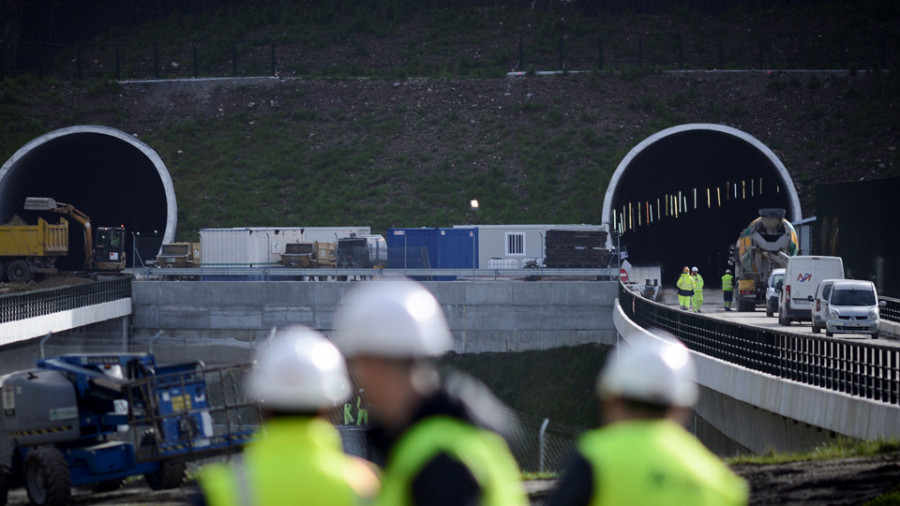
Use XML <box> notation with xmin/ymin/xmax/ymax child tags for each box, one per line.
<box><xmin>0</xmin><ymin>127</ymin><xmax>174</xmax><ymax>270</ymax></box>
<box><xmin>607</xmin><ymin>127</ymin><xmax>799</xmax><ymax>289</ymax></box>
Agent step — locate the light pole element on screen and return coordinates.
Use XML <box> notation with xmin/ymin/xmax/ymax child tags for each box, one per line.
<box><xmin>469</xmin><ymin>199</ymin><xmax>479</xmax><ymax>224</ymax></box>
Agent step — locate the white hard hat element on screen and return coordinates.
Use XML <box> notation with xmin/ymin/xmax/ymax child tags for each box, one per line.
<box><xmin>597</xmin><ymin>334</ymin><xmax>698</xmax><ymax>407</ymax></box>
<box><xmin>249</xmin><ymin>325</ymin><xmax>351</xmax><ymax>411</ymax></box>
<box><xmin>691</xmin><ymin>266</ymin><xmax>699</xmax><ymax>272</ymax></box>
<box><xmin>332</xmin><ymin>279</ymin><xmax>452</xmax><ymax>359</ymax></box>
<box><xmin>725</xmin><ymin>269</ymin><xmax>731</xmax><ymax>274</ymax></box>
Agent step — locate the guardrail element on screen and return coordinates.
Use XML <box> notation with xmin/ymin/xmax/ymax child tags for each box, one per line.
<box><xmin>133</xmin><ymin>266</ymin><xmax>616</xmax><ymax>281</ymax></box>
<box><xmin>0</xmin><ymin>277</ymin><xmax>132</xmax><ymax>324</ymax></box>
<box><xmin>880</xmin><ymin>296</ymin><xmax>900</xmax><ymax>324</ymax></box>
<box><xmin>619</xmin><ymin>283</ymin><xmax>900</xmax><ymax>406</ymax></box>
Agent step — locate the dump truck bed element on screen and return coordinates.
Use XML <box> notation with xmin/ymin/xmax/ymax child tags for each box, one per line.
<box><xmin>0</xmin><ymin>217</ymin><xmax>68</xmax><ymax>257</ymax></box>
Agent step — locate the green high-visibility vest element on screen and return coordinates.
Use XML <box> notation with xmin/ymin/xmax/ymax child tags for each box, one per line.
<box><xmin>578</xmin><ymin>420</ymin><xmax>748</xmax><ymax>506</ymax></box>
<box><xmin>677</xmin><ymin>273</ymin><xmax>694</xmax><ymax>292</ymax></box>
<box><xmin>722</xmin><ymin>273</ymin><xmax>734</xmax><ymax>291</ymax></box>
<box><xmin>201</xmin><ymin>417</ymin><xmax>371</xmax><ymax>506</ymax></box>
<box><xmin>693</xmin><ymin>274</ymin><xmax>704</xmax><ymax>292</ymax></box>
<box><xmin>378</xmin><ymin>416</ymin><xmax>527</xmax><ymax>506</ymax></box>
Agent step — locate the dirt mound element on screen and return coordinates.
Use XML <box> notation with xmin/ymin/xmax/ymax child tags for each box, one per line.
<box><xmin>733</xmin><ymin>454</ymin><xmax>900</xmax><ymax>505</ymax></box>
<box><xmin>0</xmin><ymin>274</ymin><xmax>93</xmax><ymax>295</ymax></box>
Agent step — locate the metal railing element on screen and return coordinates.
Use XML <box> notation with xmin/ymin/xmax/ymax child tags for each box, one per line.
<box><xmin>0</xmin><ymin>277</ymin><xmax>132</xmax><ymax>324</ymax></box>
<box><xmin>880</xmin><ymin>296</ymin><xmax>900</xmax><ymax>324</ymax></box>
<box><xmin>620</xmin><ymin>283</ymin><xmax>900</xmax><ymax>406</ymax></box>
<box><xmin>133</xmin><ymin>266</ymin><xmax>615</xmax><ymax>281</ymax></box>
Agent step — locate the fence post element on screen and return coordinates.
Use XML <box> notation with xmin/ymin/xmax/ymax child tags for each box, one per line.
<box><xmin>718</xmin><ymin>35</ymin><xmax>724</xmax><ymax>69</ymax></box>
<box><xmin>557</xmin><ymin>33</ymin><xmax>564</xmax><ymax>70</ymax></box>
<box><xmin>232</xmin><ymin>41</ymin><xmax>238</xmax><ymax>76</ymax></box>
<box><xmin>638</xmin><ymin>35</ymin><xmax>643</xmax><ymax>67</ymax></box>
<box><xmin>538</xmin><ymin>418</ymin><xmax>550</xmax><ymax>473</ymax></box>
<box><xmin>271</xmin><ymin>39</ymin><xmax>277</xmax><ymax>76</ymax></box>
<box><xmin>758</xmin><ymin>35</ymin><xmax>765</xmax><ymax>69</ymax></box>
<box><xmin>676</xmin><ymin>33</ymin><xmax>683</xmax><ymax>68</ymax></box>
<box><xmin>517</xmin><ymin>37</ymin><xmax>524</xmax><ymax>72</ymax></box>
<box><xmin>154</xmin><ymin>43</ymin><xmax>159</xmax><ymax>79</ymax></box>
<box><xmin>193</xmin><ymin>42</ymin><xmax>199</xmax><ymax>78</ymax></box>
<box><xmin>597</xmin><ymin>34</ymin><xmax>603</xmax><ymax>70</ymax></box>
<box><xmin>116</xmin><ymin>45</ymin><xmax>121</xmax><ymax>80</ymax></box>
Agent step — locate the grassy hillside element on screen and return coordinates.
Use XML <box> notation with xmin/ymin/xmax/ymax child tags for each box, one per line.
<box><xmin>1</xmin><ymin>2</ymin><xmax>898</xmax><ymax>239</ymax></box>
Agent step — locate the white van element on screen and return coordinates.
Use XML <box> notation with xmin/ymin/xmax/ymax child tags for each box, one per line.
<box><xmin>778</xmin><ymin>256</ymin><xmax>844</xmax><ymax>325</ymax></box>
<box><xmin>811</xmin><ymin>279</ymin><xmax>884</xmax><ymax>338</ymax></box>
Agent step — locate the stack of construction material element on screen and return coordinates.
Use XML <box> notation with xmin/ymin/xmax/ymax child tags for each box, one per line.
<box><xmin>544</xmin><ymin>229</ymin><xmax>611</xmax><ymax>268</ymax></box>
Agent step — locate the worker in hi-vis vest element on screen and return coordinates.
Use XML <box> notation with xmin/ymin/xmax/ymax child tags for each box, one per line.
<box><xmin>722</xmin><ymin>269</ymin><xmax>735</xmax><ymax>311</ymax></box>
<box><xmin>546</xmin><ymin>333</ymin><xmax>749</xmax><ymax>506</ymax></box>
<box><xmin>199</xmin><ymin>326</ymin><xmax>379</xmax><ymax>506</ymax></box>
<box><xmin>691</xmin><ymin>266</ymin><xmax>705</xmax><ymax>313</ymax></box>
<box><xmin>332</xmin><ymin>279</ymin><xmax>528</xmax><ymax>506</ymax></box>
<box><xmin>676</xmin><ymin>266</ymin><xmax>695</xmax><ymax>310</ymax></box>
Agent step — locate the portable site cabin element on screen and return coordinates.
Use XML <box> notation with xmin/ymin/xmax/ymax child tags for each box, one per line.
<box><xmin>200</xmin><ymin>226</ymin><xmax>371</xmax><ymax>267</ymax></box>
<box><xmin>452</xmin><ymin>224</ymin><xmax>608</xmax><ymax>269</ymax></box>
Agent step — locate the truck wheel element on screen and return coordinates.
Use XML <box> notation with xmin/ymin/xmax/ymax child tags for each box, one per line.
<box><xmin>766</xmin><ymin>305</ymin><xmax>774</xmax><ymax>317</ymax></box>
<box><xmin>141</xmin><ymin>431</ymin><xmax>186</xmax><ymax>490</ymax></box>
<box><xmin>1</xmin><ymin>468</ymin><xmax>8</xmax><ymax>506</ymax></box>
<box><xmin>25</xmin><ymin>447</ymin><xmax>71</xmax><ymax>506</ymax></box>
<box><xmin>778</xmin><ymin>311</ymin><xmax>789</xmax><ymax>326</ymax></box>
<box><xmin>826</xmin><ymin>331</ymin><xmax>833</xmax><ymax>337</ymax></box>
<box><xmin>7</xmin><ymin>260</ymin><xmax>30</xmax><ymax>283</ymax></box>
<box><xmin>812</xmin><ymin>323</ymin><xmax>821</xmax><ymax>334</ymax></box>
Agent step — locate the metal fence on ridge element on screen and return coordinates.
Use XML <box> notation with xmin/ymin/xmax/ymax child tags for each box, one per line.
<box><xmin>3</xmin><ymin>28</ymin><xmax>897</xmax><ymax>81</ymax></box>
<box><xmin>0</xmin><ymin>277</ymin><xmax>131</xmax><ymax>323</ymax></box>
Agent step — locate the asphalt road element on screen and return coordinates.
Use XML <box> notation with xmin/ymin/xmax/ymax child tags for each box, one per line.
<box><xmin>655</xmin><ymin>287</ymin><xmax>900</xmax><ymax>349</ymax></box>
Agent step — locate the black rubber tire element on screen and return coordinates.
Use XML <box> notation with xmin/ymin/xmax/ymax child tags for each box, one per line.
<box><xmin>778</xmin><ymin>311</ymin><xmax>789</xmax><ymax>326</ymax></box>
<box><xmin>0</xmin><ymin>468</ymin><xmax>9</xmax><ymax>506</ymax></box>
<box><xmin>872</xmin><ymin>332</ymin><xmax>878</xmax><ymax>339</ymax></box>
<box><xmin>25</xmin><ymin>447</ymin><xmax>71</xmax><ymax>506</ymax></box>
<box><xmin>141</xmin><ymin>431</ymin><xmax>186</xmax><ymax>490</ymax></box>
<box><xmin>766</xmin><ymin>306</ymin><xmax>773</xmax><ymax>317</ymax></box>
<box><xmin>0</xmin><ymin>261</ymin><xmax>5</xmax><ymax>284</ymax></box>
<box><xmin>7</xmin><ymin>260</ymin><xmax>30</xmax><ymax>283</ymax></box>
<box><xmin>826</xmin><ymin>331</ymin><xmax>834</xmax><ymax>337</ymax></box>
<box><xmin>811</xmin><ymin>323</ymin><xmax>821</xmax><ymax>334</ymax></box>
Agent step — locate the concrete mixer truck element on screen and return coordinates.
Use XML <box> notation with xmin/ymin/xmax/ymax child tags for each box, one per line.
<box><xmin>731</xmin><ymin>208</ymin><xmax>799</xmax><ymax>312</ymax></box>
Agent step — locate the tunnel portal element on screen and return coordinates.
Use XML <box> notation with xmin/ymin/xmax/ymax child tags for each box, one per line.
<box><xmin>602</xmin><ymin>124</ymin><xmax>801</xmax><ymax>289</ymax></box>
<box><xmin>0</xmin><ymin>126</ymin><xmax>176</xmax><ymax>269</ymax></box>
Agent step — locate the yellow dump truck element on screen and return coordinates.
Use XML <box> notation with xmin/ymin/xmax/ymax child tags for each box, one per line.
<box><xmin>0</xmin><ymin>217</ymin><xmax>69</xmax><ymax>282</ymax></box>
<box><xmin>157</xmin><ymin>242</ymin><xmax>201</xmax><ymax>268</ymax></box>
<box><xmin>280</xmin><ymin>241</ymin><xmax>336</xmax><ymax>268</ymax></box>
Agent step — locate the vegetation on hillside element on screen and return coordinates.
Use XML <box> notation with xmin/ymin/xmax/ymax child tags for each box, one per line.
<box><xmin>0</xmin><ymin>1</ymin><xmax>898</xmax><ymax>239</ymax></box>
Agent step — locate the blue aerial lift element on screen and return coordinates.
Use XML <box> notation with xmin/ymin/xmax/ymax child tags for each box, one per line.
<box><xmin>0</xmin><ymin>354</ymin><xmax>259</xmax><ymax>505</ymax></box>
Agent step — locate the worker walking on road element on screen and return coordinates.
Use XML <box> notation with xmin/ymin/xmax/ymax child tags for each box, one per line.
<box><xmin>332</xmin><ymin>279</ymin><xmax>528</xmax><ymax>506</ymax></box>
<box><xmin>722</xmin><ymin>269</ymin><xmax>734</xmax><ymax>311</ymax></box>
<box><xmin>199</xmin><ymin>325</ymin><xmax>379</xmax><ymax>506</ymax></box>
<box><xmin>676</xmin><ymin>266</ymin><xmax>695</xmax><ymax>310</ymax></box>
<box><xmin>546</xmin><ymin>334</ymin><xmax>749</xmax><ymax>506</ymax></box>
<box><xmin>691</xmin><ymin>266</ymin><xmax>705</xmax><ymax>313</ymax></box>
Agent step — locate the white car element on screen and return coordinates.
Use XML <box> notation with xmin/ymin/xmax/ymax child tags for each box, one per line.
<box><xmin>765</xmin><ymin>268</ymin><xmax>785</xmax><ymax>317</ymax></box>
<box><xmin>811</xmin><ymin>279</ymin><xmax>885</xmax><ymax>338</ymax></box>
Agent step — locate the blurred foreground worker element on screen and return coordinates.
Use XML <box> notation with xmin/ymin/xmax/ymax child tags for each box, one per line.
<box><xmin>546</xmin><ymin>335</ymin><xmax>749</xmax><ymax>506</ymax></box>
<box><xmin>199</xmin><ymin>325</ymin><xmax>379</xmax><ymax>506</ymax></box>
<box><xmin>722</xmin><ymin>269</ymin><xmax>734</xmax><ymax>311</ymax></box>
<box><xmin>676</xmin><ymin>266</ymin><xmax>695</xmax><ymax>310</ymax></box>
<box><xmin>691</xmin><ymin>266</ymin><xmax>705</xmax><ymax>313</ymax></box>
<box><xmin>332</xmin><ymin>279</ymin><xmax>528</xmax><ymax>506</ymax></box>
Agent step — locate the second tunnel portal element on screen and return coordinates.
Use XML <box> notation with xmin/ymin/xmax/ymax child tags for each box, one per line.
<box><xmin>602</xmin><ymin>124</ymin><xmax>802</xmax><ymax>288</ymax></box>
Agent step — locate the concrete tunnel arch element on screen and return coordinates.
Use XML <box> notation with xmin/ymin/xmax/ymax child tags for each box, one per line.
<box><xmin>0</xmin><ymin>125</ymin><xmax>176</xmax><ymax>269</ymax></box>
<box><xmin>602</xmin><ymin>123</ymin><xmax>802</xmax><ymax>288</ymax></box>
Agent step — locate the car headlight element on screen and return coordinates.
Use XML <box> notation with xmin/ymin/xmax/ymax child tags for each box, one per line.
<box><xmin>829</xmin><ymin>308</ymin><xmax>840</xmax><ymax>318</ymax></box>
<box><xmin>868</xmin><ymin>309</ymin><xmax>878</xmax><ymax>320</ymax></box>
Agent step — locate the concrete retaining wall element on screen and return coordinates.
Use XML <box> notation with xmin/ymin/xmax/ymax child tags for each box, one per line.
<box><xmin>131</xmin><ymin>280</ymin><xmax>619</xmax><ymax>354</ymax></box>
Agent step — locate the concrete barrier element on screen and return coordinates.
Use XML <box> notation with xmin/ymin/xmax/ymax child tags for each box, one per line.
<box><xmin>131</xmin><ymin>280</ymin><xmax>619</xmax><ymax>354</ymax></box>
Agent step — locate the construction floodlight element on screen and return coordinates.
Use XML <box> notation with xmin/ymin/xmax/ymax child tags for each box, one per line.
<box><xmin>23</xmin><ymin>197</ymin><xmax>58</xmax><ymax>211</ymax></box>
